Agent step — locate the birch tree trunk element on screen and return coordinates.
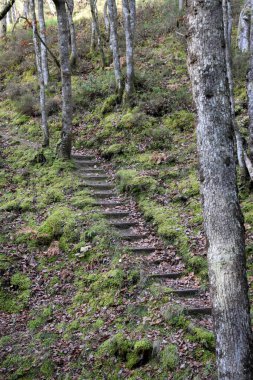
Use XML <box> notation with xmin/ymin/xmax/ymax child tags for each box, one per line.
<box><xmin>47</xmin><ymin>0</ymin><xmax>56</xmax><ymax>16</ymax></box>
<box><xmin>23</xmin><ymin>0</ymin><xmax>30</xmax><ymax>17</ymax></box>
<box><xmin>103</xmin><ymin>0</ymin><xmax>110</xmax><ymax>35</ymax></box>
<box><xmin>31</xmin><ymin>0</ymin><xmax>49</xmax><ymax>147</ymax></box>
<box><xmin>11</xmin><ymin>2</ymin><xmax>16</xmax><ymax>22</ymax></box>
<box><xmin>89</xmin><ymin>0</ymin><xmax>106</xmax><ymax>68</ymax></box>
<box><xmin>108</xmin><ymin>0</ymin><xmax>122</xmax><ymax>95</ymax></box>
<box><xmin>38</xmin><ymin>0</ymin><xmax>49</xmax><ymax>87</ymax></box>
<box><xmin>6</xmin><ymin>8</ymin><xmax>12</xmax><ymax>24</ymax></box>
<box><xmin>247</xmin><ymin>0</ymin><xmax>253</xmax><ymax>156</ymax></box>
<box><xmin>53</xmin><ymin>0</ymin><xmax>72</xmax><ymax>159</ymax></box>
<box><xmin>0</xmin><ymin>0</ymin><xmax>7</xmax><ymax>38</ymax></box>
<box><xmin>66</xmin><ymin>0</ymin><xmax>77</xmax><ymax>67</ymax></box>
<box><xmin>179</xmin><ymin>0</ymin><xmax>183</xmax><ymax>11</ymax></box>
<box><xmin>90</xmin><ymin>19</ymin><xmax>96</xmax><ymax>50</ymax></box>
<box><xmin>238</xmin><ymin>0</ymin><xmax>250</xmax><ymax>52</ymax></box>
<box><xmin>122</xmin><ymin>0</ymin><xmax>135</xmax><ymax>104</ymax></box>
<box><xmin>187</xmin><ymin>1</ymin><xmax>253</xmax><ymax>379</ymax></box>
<box><xmin>223</xmin><ymin>0</ymin><xmax>246</xmax><ymax>174</ymax></box>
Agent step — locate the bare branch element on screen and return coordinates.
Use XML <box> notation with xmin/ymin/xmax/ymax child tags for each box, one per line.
<box><xmin>0</xmin><ymin>0</ymin><xmax>15</xmax><ymax>21</ymax></box>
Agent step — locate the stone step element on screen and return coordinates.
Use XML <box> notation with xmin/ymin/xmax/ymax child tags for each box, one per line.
<box><xmin>148</xmin><ymin>272</ymin><xmax>184</xmax><ymax>280</ymax></box>
<box><xmin>171</xmin><ymin>288</ymin><xmax>200</xmax><ymax>297</ymax></box>
<box><xmin>102</xmin><ymin>211</ymin><xmax>130</xmax><ymax>218</ymax></box>
<box><xmin>110</xmin><ymin>220</ymin><xmax>138</xmax><ymax>229</ymax></box>
<box><xmin>94</xmin><ymin>201</ymin><xmax>126</xmax><ymax>207</ymax></box>
<box><xmin>81</xmin><ymin>175</ymin><xmax>109</xmax><ymax>181</ymax></box>
<box><xmin>184</xmin><ymin>307</ymin><xmax>212</xmax><ymax>316</ymax></box>
<box><xmin>81</xmin><ymin>182</ymin><xmax>114</xmax><ymax>190</ymax></box>
<box><xmin>80</xmin><ymin>168</ymin><xmax>105</xmax><ymax>174</ymax></box>
<box><xmin>75</xmin><ymin>160</ymin><xmax>99</xmax><ymax>167</ymax></box>
<box><xmin>72</xmin><ymin>154</ymin><xmax>95</xmax><ymax>161</ymax></box>
<box><xmin>128</xmin><ymin>246</ymin><xmax>156</xmax><ymax>254</ymax></box>
<box><xmin>119</xmin><ymin>231</ymin><xmax>147</xmax><ymax>241</ymax></box>
<box><xmin>93</xmin><ymin>191</ymin><xmax>117</xmax><ymax>199</ymax></box>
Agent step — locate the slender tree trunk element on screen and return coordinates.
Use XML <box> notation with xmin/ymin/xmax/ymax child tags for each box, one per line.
<box><xmin>103</xmin><ymin>0</ymin><xmax>110</xmax><ymax>35</ymax></box>
<box><xmin>179</xmin><ymin>0</ymin><xmax>183</xmax><ymax>11</ymax></box>
<box><xmin>53</xmin><ymin>0</ymin><xmax>72</xmax><ymax>159</ymax></box>
<box><xmin>6</xmin><ymin>8</ymin><xmax>12</xmax><ymax>24</ymax></box>
<box><xmin>23</xmin><ymin>0</ymin><xmax>30</xmax><ymax>17</ymax></box>
<box><xmin>38</xmin><ymin>0</ymin><xmax>49</xmax><ymax>86</ymax></box>
<box><xmin>11</xmin><ymin>2</ymin><xmax>16</xmax><ymax>22</ymax></box>
<box><xmin>66</xmin><ymin>0</ymin><xmax>77</xmax><ymax>67</ymax></box>
<box><xmin>31</xmin><ymin>0</ymin><xmax>49</xmax><ymax>147</ymax></box>
<box><xmin>0</xmin><ymin>0</ymin><xmax>7</xmax><ymax>37</ymax></box>
<box><xmin>223</xmin><ymin>0</ymin><xmax>246</xmax><ymax>175</ymax></box>
<box><xmin>187</xmin><ymin>1</ymin><xmax>253</xmax><ymax>379</ymax></box>
<box><xmin>238</xmin><ymin>0</ymin><xmax>250</xmax><ymax>52</ymax></box>
<box><xmin>47</xmin><ymin>0</ymin><xmax>56</xmax><ymax>16</ymax></box>
<box><xmin>247</xmin><ymin>0</ymin><xmax>253</xmax><ymax>156</ymax></box>
<box><xmin>122</xmin><ymin>0</ymin><xmax>135</xmax><ymax>104</ymax></box>
<box><xmin>90</xmin><ymin>19</ymin><xmax>96</xmax><ymax>50</ymax></box>
<box><xmin>89</xmin><ymin>0</ymin><xmax>106</xmax><ymax>68</ymax></box>
<box><xmin>108</xmin><ymin>0</ymin><xmax>122</xmax><ymax>96</ymax></box>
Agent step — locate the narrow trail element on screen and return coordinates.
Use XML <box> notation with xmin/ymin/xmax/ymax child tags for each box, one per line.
<box><xmin>72</xmin><ymin>151</ymin><xmax>213</xmax><ymax>326</ymax></box>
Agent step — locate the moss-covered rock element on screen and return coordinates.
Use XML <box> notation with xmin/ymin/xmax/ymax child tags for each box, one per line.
<box><xmin>161</xmin><ymin>344</ymin><xmax>179</xmax><ymax>370</ymax></box>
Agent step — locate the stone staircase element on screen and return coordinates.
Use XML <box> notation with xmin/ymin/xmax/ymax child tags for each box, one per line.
<box><xmin>73</xmin><ymin>153</ymin><xmax>212</xmax><ymax>319</ymax></box>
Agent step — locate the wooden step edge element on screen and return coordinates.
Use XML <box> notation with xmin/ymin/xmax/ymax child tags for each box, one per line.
<box><xmin>171</xmin><ymin>288</ymin><xmax>200</xmax><ymax>296</ymax></box>
<box><xmin>93</xmin><ymin>201</ymin><xmax>126</xmax><ymax>207</ymax></box>
<box><xmin>102</xmin><ymin>211</ymin><xmax>130</xmax><ymax>218</ymax></box>
<box><xmin>72</xmin><ymin>154</ymin><xmax>96</xmax><ymax>160</ymax></box>
<box><xmin>184</xmin><ymin>307</ymin><xmax>212</xmax><ymax>316</ymax></box>
<box><xmin>110</xmin><ymin>221</ymin><xmax>138</xmax><ymax>228</ymax></box>
<box><xmin>93</xmin><ymin>191</ymin><xmax>118</xmax><ymax>199</ymax></box>
<box><xmin>127</xmin><ymin>247</ymin><xmax>156</xmax><ymax>254</ymax></box>
<box><xmin>148</xmin><ymin>272</ymin><xmax>184</xmax><ymax>280</ymax></box>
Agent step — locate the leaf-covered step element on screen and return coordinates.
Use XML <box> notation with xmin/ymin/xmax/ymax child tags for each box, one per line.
<box><xmin>93</xmin><ymin>200</ymin><xmax>126</xmax><ymax>207</ymax></box>
<box><xmin>72</xmin><ymin>154</ymin><xmax>95</xmax><ymax>160</ymax></box>
<box><xmin>128</xmin><ymin>246</ymin><xmax>156</xmax><ymax>254</ymax></box>
<box><xmin>79</xmin><ymin>168</ymin><xmax>105</xmax><ymax>173</ymax></box>
<box><xmin>110</xmin><ymin>220</ymin><xmax>138</xmax><ymax>229</ymax></box>
<box><xmin>119</xmin><ymin>230</ymin><xmax>147</xmax><ymax>241</ymax></box>
<box><xmin>170</xmin><ymin>288</ymin><xmax>200</xmax><ymax>297</ymax></box>
<box><xmin>81</xmin><ymin>182</ymin><xmax>114</xmax><ymax>190</ymax></box>
<box><xmin>102</xmin><ymin>211</ymin><xmax>130</xmax><ymax>218</ymax></box>
<box><xmin>148</xmin><ymin>272</ymin><xmax>184</xmax><ymax>280</ymax></box>
<box><xmin>93</xmin><ymin>191</ymin><xmax>117</xmax><ymax>199</ymax></box>
<box><xmin>81</xmin><ymin>175</ymin><xmax>109</xmax><ymax>181</ymax></box>
<box><xmin>184</xmin><ymin>307</ymin><xmax>212</xmax><ymax>316</ymax></box>
<box><xmin>75</xmin><ymin>160</ymin><xmax>100</xmax><ymax>167</ymax></box>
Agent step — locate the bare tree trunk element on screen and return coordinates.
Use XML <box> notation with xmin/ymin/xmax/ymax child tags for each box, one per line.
<box><xmin>53</xmin><ymin>0</ymin><xmax>72</xmax><ymax>159</ymax></box>
<box><xmin>66</xmin><ymin>0</ymin><xmax>77</xmax><ymax>67</ymax></box>
<box><xmin>247</xmin><ymin>0</ymin><xmax>253</xmax><ymax>156</ymax></box>
<box><xmin>238</xmin><ymin>0</ymin><xmax>250</xmax><ymax>52</ymax></box>
<box><xmin>122</xmin><ymin>0</ymin><xmax>135</xmax><ymax>104</ymax></box>
<box><xmin>38</xmin><ymin>0</ymin><xmax>49</xmax><ymax>86</ymax></box>
<box><xmin>23</xmin><ymin>0</ymin><xmax>30</xmax><ymax>17</ymax></box>
<box><xmin>89</xmin><ymin>0</ymin><xmax>106</xmax><ymax>68</ymax></box>
<box><xmin>47</xmin><ymin>0</ymin><xmax>56</xmax><ymax>16</ymax></box>
<box><xmin>104</xmin><ymin>0</ymin><xmax>109</xmax><ymax>35</ymax></box>
<box><xmin>11</xmin><ymin>2</ymin><xmax>17</xmax><ymax>22</ymax></box>
<box><xmin>90</xmin><ymin>19</ymin><xmax>96</xmax><ymax>50</ymax></box>
<box><xmin>31</xmin><ymin>0</ymin><xmax>49</xmax><ymax>147</ymax></box>
<box><xmin>223</xmin><ymin>0</ymin><xmax>246</xmax><ymax>175</ymax></box>
<box><xmin>179</xmin><ymin>0</ymin><xmax>183</xmax><ymax>11</ymax></box>
<box><xmin>0</xmin><ymin>0</ymin><xmax>7</xmax><ymax>37</ymax></box>
<box><xmin>187</xmin><ymin>1</ymin><xmax>253</xmax><ymax>379</ymax></box>
<box><xmin>6</xmin><ymin>7</ymin><xmax>12</xmax><ymax>24</ymax></box>
<box><xmin>108</xmin><ymin>0</ymin><xmax>122</xmax><ymax>96</ymax></box>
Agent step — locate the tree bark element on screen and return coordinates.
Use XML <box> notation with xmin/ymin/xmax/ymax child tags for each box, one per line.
<box><xmin>0</xmin><ymin>0</ymin><xmax>15</xmax><ymax>21</ymax></box>
<box><xmin>179</xmin><ymin>0</ymin><xmax>184</xmax><ymax>11</ymax></box>
<box><xmin>53</xmin><ymin>0</ymin><xmax>72</xmax><ymax>159</ymax></box>
<box><xmin>6</xmin><ymin>7</ymin><xmax>12</xmax><ymax>24</ymax></box>
<box><xmin>238</xmin><ymin>0</ymin><xmax>250</xmax><ymax>52</ymax></box>
<box><xmin>103</xmin><ymin>0</ymin><xmax>110</xmax><ymax>35</ymax></box>
<box><xmin>223</xmin><ymin>0</ymin><xmax>246</xmax><ymax>175</ymax></box>
<box><xmin>108</xmin><ymin>0</ymin><xmax>122</xmax><ymax>96</ymax></box>
<box><xmin>66</xmin><ymin>0</ymin><xmax>77</xmax><ymax>67</ymax></box>
<box><xmin>31</xmin><ymin>0</ymin><xmax>49</xmax><ymax>147</ymax></box>
<box><xmin>23</xmin><ymin>0</ymin><xmax>30</xmax><ymax>18</ymax></box>
<box><xmin>122</xmin><ymin>0</ymin><xmax>135</xmax><ymax>104</ymax></box>
<box><xmin>89</xmin><ymin>0</ymin><xmax>106</xmax><ymax>68</ymax></box>
<box><xmin>47</xmin><ymin>0</ymin><xmax>56</xmax><ymax>16</ymax></box>
<box><xmin>187</xmin><ymin>1</ymin><xmax>253</xmax><ymax>379</ymax></box>
<box><xmin>0</xmin><ymin>0</ymin><xmax>7</xmax><ymax>37</ymax></box>
<box><xmin>247</xmin><ymin>0</ymin><xmax>253</xmax><ymax>156</ymax></box>
<box><xmin>11</xmin><ymin>2</ymin><xmax>17</xmax><ymax>22</ymax></box>
<box><xmin>38</xmin><ymin>0</ymin><xmax>49</xmax><ymax>86</ymax></box>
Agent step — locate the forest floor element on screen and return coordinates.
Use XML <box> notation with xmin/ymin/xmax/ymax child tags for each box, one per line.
<box><xmin>0</xmin><ymin>2</ymin><xmax>252</xmax><ymax>379</ymax></box>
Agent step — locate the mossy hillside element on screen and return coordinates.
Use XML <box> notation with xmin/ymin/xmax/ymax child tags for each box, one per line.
<box><xmin>0</xmin><ymin>272</ymin><xmax>31</xmax><ymax>313</ymax></box>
